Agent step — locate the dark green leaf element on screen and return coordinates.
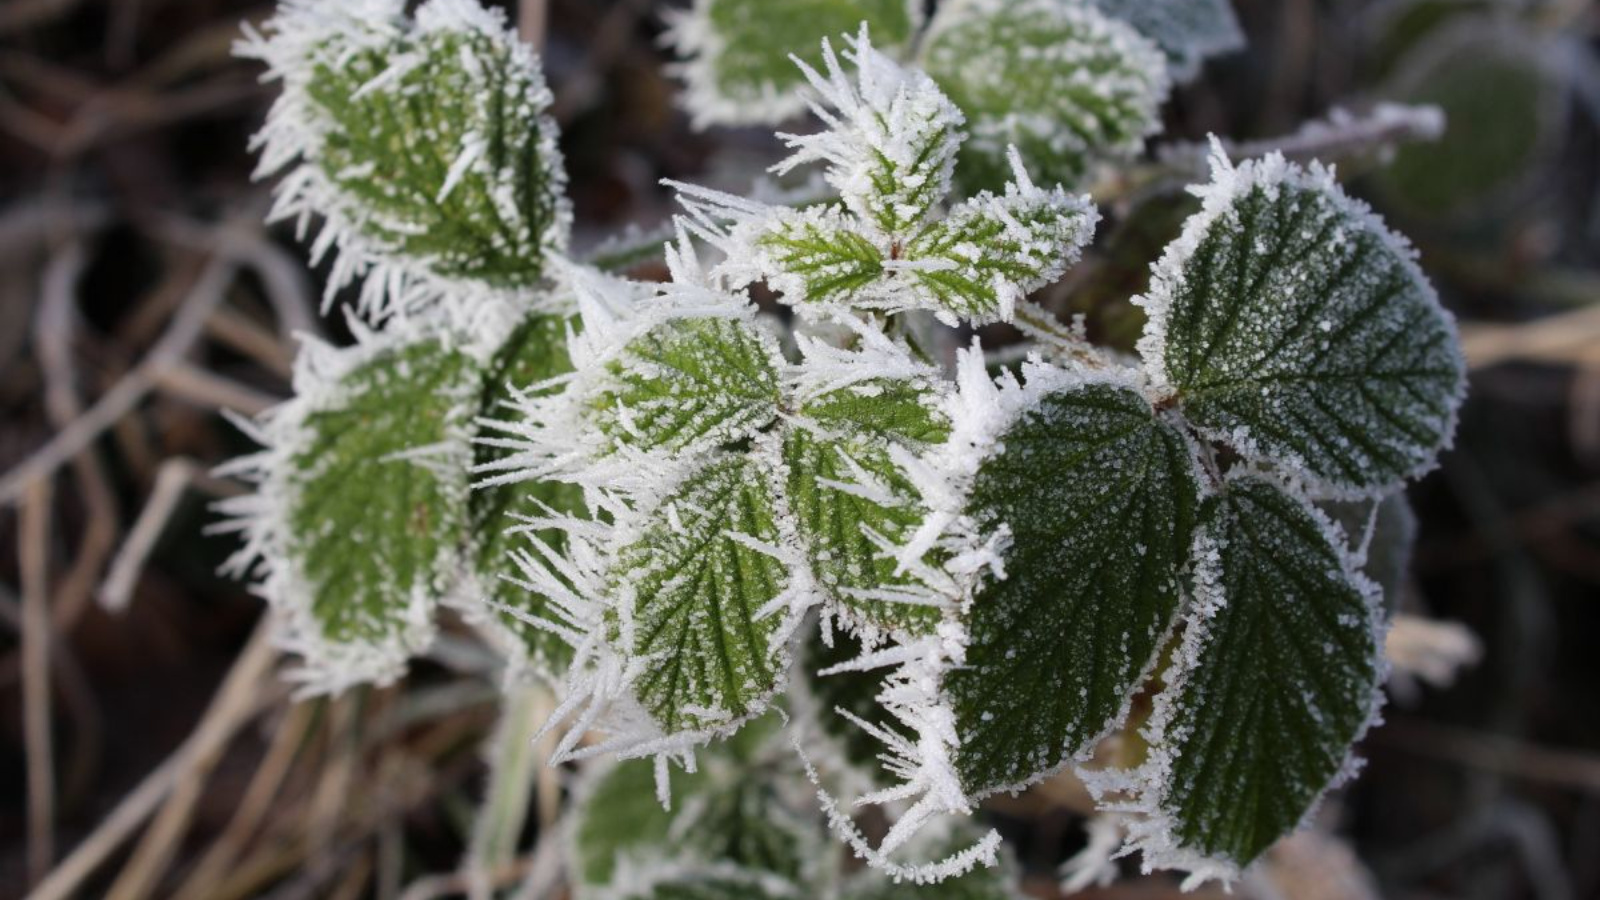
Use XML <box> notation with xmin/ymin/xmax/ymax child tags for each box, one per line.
<box><xmin>948</xmin><ymin>380</ymin><xmax>1200</xmax><ymax>796</ymax></box>
<box><xmin>1142</xmin><ymin>153</ymin><xmax>1465</xmax><ymax>494</ymax></box>
<box><xmin>1137</xmin><ymin>476</ymin><xmax>1383</xmax><ymax>871</ymax></box>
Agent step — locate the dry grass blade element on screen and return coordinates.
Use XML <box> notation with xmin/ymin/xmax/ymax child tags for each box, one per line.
<box><xmin>102</xmin><ymin>620</ymin><xmax>281</xmax><ymax>900</ymax></box>
<box><xmin>28</xmin><ymin>619</ymin><xmax>279</xmax><ymax>900</ymax></box>
<box><xmin>22</xmin><ymin>478</ymin><xmax>57</xmax><ymax>888</ymax></box>
<box><xmin>0</xmin><ymin>258</ymin><xmax>236</xmax><ymax>506</ymax></box>
<box><xmin>1461</xmin><ymin>305</ymin><xmax>1600</xmax><ymax>370</ymax></box>
<box><xmin>99</xmin><ymin>457</ymin><xmax>245</xmax><ymax>612</ymax></box>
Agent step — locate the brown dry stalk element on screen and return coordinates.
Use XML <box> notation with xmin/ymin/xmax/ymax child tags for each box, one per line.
<box><xmin>29</xmin><ymin>620</ymin><xmax>278</xmax><ymax>900</ymax></box>
<box><xmin>21</xmin><ymin>478</ymin><xmax>57</xmax><ymax>888</ymax></box>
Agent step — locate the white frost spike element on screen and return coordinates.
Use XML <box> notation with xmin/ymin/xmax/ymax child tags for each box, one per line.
<box><xmin>776</xmin><ymin>28</ymin><xmax>964</xmax><ymax>235</ymax></box>
<box><xmin>237</xmin><ymin>0</ymin><xmax>570</xmax><ymax>326</ymax></box>
<box><xmin>792</xmin><ymin>628</ymin><xmax>1005</xmax><ymax>884</ymax></box>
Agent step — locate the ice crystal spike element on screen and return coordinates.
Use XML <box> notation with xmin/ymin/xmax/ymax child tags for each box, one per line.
<box><xmin>666</xmin><ymin>0</ymin><xmax>924</xmax><ymax>129</ymax></box>
<box><xmin>466</xmin><ymin>310</ymin><xmax>587</xmax><ymax>681</ymax></box>
<box><xmin>786</xmin><ymin>328</ymin><xmax>953</xmax><ymax>638</ymax></box>
<box><xmin>239</xmin><ymin>0</ymin><xmax>570</xmax><ymax>323</ymax></box>
<box><xmin>920</xmin><ymin>0</ymin><xmax>1171</xmax><ymax>192</ymax></box>
<box><xmin>1100</xmin><ymin>475</ymin><xmax>1386</xmax><ymax>885</ymax></box>
<box><xmin>1136</xmin><ymin>143</ymin><xmax>1467</xmax><ymax>497</ymax></box>
<box><xmin>216</xmin><ymin>323</ymin><xmax>481</xmax><ymax>695</ymax></box>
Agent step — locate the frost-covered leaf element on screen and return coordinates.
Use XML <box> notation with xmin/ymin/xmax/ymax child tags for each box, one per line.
<box><xmin>676</xmin><ymin>36</ymin><xmax>1098</xmax><ymax>326</ymax></box>
<box><xmin>572</xmin><ymin>716</ymin><xmax>811</xmax><ymax>893</ymax></box>
<box><xmin>240</xmin><ymin>0</ymin><xmax>569</xmax><ymax>321</ymax></box>
<box><xmin>947</xmin><ymin>376</ymin><xmax>1200</xmax><ymax>796</ymax></box>
<box><xmin>905</xmin><ymin>160</ymin><xmax>1100</xmax><ymax>323</ymax></box>
<box><xmin>218</xmin><ymin>330</ymin><xmax>480</xmax><ymax>694</ymax></box>
<box><xmin>469</xmin><ymin>311</ymin><xmax>585</xmax><ymax>678</ymax></box>
<box><xmin>787</xmin><ymin>334</ymin><xmax>953</xmax><ymax>636</ymax></box>
<box><xmin>1087</xmin><ymin>0</ymin><xmax>1244</xmax><ymax>81</ymax></box>
<box><xmin>838</xmin><ymin>821</ymin><xmax>1025</xmax><ymax>899</ymax></box>
<box><xmin>786</xmin><ymin>431</ymin><xmax>939</xmax><ymax>637</ymax></box>
<box><xmin>1116</xmin><ymin>476</ymin><xmax>1384</xmax><ymax>880</ymax></box>
<box><xmin>666</xmin><ymin>0</ymin><xmax>923</xmax><ymax>129</ymax></box>
<box><xmin>773</xmin><ymin>30</ymin><xmax>963</xmax><ymax>238</ymax></box>
<box><xmin>1138</xmin><ymin>147</ymin><xmax>1466</xmax><ymax>496</ymax></box>
<box><xmin>592</xmin><ymin>317</ymin><xmax>783</xmax><ymax>456</ymax></box>
<box><xmin>920</xmin><ymin>0</ymin><xmax>1171</xmax><ymax>191</ymax></box>
<box><xmin>616</xmin><ymin>451</ymin><xmax>797</xmax><ymax>735</ymax></box>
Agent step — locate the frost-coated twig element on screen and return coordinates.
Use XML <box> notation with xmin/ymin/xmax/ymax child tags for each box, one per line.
<box><xmin>0</xmin><ymin>258</ymin><xmax>236</xmax><ymax>506</ymax></box>
<box><xmin>21</xmin><ymin>479</ymin><xmax>56</xmax><ymax>888</ymax></box>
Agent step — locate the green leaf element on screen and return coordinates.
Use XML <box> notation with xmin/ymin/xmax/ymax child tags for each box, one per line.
<box><xmin>284</xmin><ymin>335</ymin><xmax>478</xmax><ymax>685</ymax></box>
<box><xmin>1087</xmin><ymin>0</ymin><xmax>1244</xmax><ymax>81</ymax></box>
<box><xmin>573</xmin><ymin>715</ymin><xmax>812</xmax><ymax>892</ymax></box>
<box><xmin>786</xmin><ymin>366</ymin><xmax>951</xmax><ymax>636</ymax></box>
<box><xmin>616</xmin><ymin>451</ymin><xmax>796</xmax><ymax>735</ymax></box>
<box><xmin>905</xmin><ymin>175</ymin><xmax>1100</xmax><ymax>322</ymax></box>
<box><xmin>1134</xmin><ymin>476</ymin><xmax>1383</xmax><ymax>873</ymax></box>
<box><xmin>786</xmin><ymin>430</ymin><xmax>940</xmax><ymax>636</ymax></box>
<box><xmin>668</xmin><ymin>0</ymin><xmax>923</xmax><ymax>128</ymax></box>
<box><xmin>799</xmin><ymin>377</ymin><xmax>951</xmax><ymax>447</ymax></box>
<box><xmin>593</xmin><ymin>317</ymin><xmax>783</xmax><ymax>455</ymax></box>
<box><xmin>920</xmin><ymin>0</ymin><xmax>1170</xmax><ymax>192</ymax></box>
<box><xmin>1140</xmin><ymin>150</ymin><xmax>1465</xmax><ymax>495</ymax></box>
<box><xmin>471</xmin><ymin>311</ymin><xmax>586</xmax><ymax>677</ymax></box>
<box><xmin>947</xmin><ymin>378</ymin><xmax>1200</xmax><ymax>796</ymax></box>
<box><xmin>297</xmin><ymin>3</ymin><xmax>568</xmax><ymax>290</ymax></box>
<box><xmin>1375</xmin><ymin>27</ymin><xmax>1563</xmax><ymax>222</ymax></box>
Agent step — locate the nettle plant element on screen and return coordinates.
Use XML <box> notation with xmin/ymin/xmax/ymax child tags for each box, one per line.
<box><xmin>224</xmin><ymin>0</ymin><xmax>1467</xmax><ymax>895</ymax></box>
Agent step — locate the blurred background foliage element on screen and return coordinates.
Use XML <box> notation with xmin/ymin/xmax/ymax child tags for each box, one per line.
<box><xmin>0</xmin><ymin>1</ymin><xmax>1597</xmax><ymax>898</ymax></box>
